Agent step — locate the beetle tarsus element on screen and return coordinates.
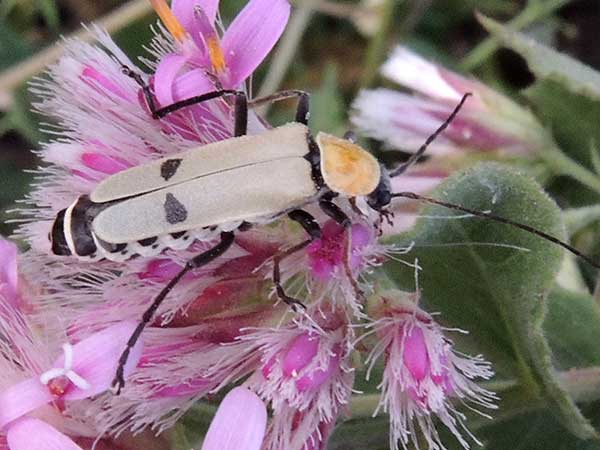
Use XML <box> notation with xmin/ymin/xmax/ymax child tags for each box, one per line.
<box><xmin>272</xmin><ymin>238</ymin><xmax>313</xmax><ymax>310</ymax></box>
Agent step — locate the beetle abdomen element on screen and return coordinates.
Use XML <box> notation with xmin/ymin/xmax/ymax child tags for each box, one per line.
<box><xmin>49</xmin><ymin>198</ymin><xmax>225</xmax><ymax>262</ymax></box>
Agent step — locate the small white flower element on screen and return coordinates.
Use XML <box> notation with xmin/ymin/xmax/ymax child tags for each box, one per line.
<box><xmin>39</xmin><ymin>343</ymin><xmax>91</xmax><ymax>390</ymax></box>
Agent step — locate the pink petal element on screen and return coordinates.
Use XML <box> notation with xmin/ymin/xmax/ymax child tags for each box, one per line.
<box><xmin>152</xmin><ymin>376</ymin><xmax>212</xmax><ymax>398</ymax></box>
<box><xmin>296</xmin><ymin>351</ymin><xmax>340</xmax><ymax>392</ymax></box>
<box><xmin>172</xmin><ymin>68</ymin><xmax>215</xmax><ymax>101</ymax></box>
<box><xmin>221</xmin><ymin>0</ymin><xmax>290</xmax><ymax>86</ymax></box>
<box><xmin>55</xmin><ymin>321</ymin><xmax>143</xmax><ymax>399</ymax></box>
<box><xmin>7</xmin><ymin>417</ymin><xmax>83</xmax><ymax>450</ymax></box>
<box><xmin>172</xmin><ymin>0</ymin><xmax>220</xmax><ymax>32</ymax></box>
<box><xmin>0</xmin><ymin>378</ymin><xmax>54</xmax><ymax>429</ymax></box>
<box><xmin>80</xmin><ymin>66</ymin><xmax>133</xmax><ymax>102</ymax></box>
<box><xmin>282</xmin><ymin>333</ymin><xmax>319</xmax><ymax>377</ymax></box>
<box><xmin>81</xmin><ymin>153</ymin><xmax>131</xmax><ymax>175</ymax></box>
<box><xmin>402</xmin><ymin>326</ymin><xmax>430</xmax><ymax>382</ymax></box>
<box><xmin>154</xmin><ymin>54</ymin><xmax>188</xmax><ymax>106</ymax></box>
<box><xmin>200</xmin><ymin>387</ymin><xmax>267</xmax><ymax>450</ymax></box>
<box><xmin>0</xmin><ymin>239</ymin><xmax>19</xmax><ymax>308</ymax></box>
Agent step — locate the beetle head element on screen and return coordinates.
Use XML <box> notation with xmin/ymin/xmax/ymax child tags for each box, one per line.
<box><xmin>366</xmin><ymin>167</ymin><xmax>392</xmax><ymax>211</ymax></box>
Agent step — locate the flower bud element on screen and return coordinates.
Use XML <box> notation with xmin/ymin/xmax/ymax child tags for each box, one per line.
<box><xmin>352</xmin><ymin>46</ymin><xmax>548</xmax><ymax>157</ymax></box>
<box><xmin>366</xmin><ymin>289</ymin><xmax>497</xmax><ymax>450</ymax></box>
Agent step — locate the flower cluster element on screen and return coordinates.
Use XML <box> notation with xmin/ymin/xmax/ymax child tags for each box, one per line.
<box><xmin>2</xmin><ymin>1</ymin><xmax>498</xmax><ymax>450</ymax></box>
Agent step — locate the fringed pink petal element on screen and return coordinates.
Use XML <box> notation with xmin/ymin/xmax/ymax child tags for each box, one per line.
<box><xmin>154</xmin><ymin>54</ymin><xmax>188</xmax><ymax>105</ymax></box>
<box><xmin>221</xmin><ymin>0</ymin><xmax>290</xmax><ymax>86</ymax></box>
<box><xmin>172</xmin><ymin>0</ymin><xmax>220</xmax><ymax>32</ymax></box>
<box><xmin>0</xmin><ymin>378</ymin><xmax>54</xmax><ymax>429</ymax></box>
<box><xmin>55</xmin><ymin>321</ymin><xmax>143</xmax><ymax>400</ymax></box>
<box><xmin>282</xmin><ymin>333</ymin><xmax>319</xmax><ymax>377</ymax></box>
<box><xmin>0</xmin><ymin>240</ymin><xmax>19</xmax><ymax>308</ymax></box>
<box><xmin>6</xmin><ymin>417</ymin><xmax>83</xmax><ymax>450</ymax></box>
<box><xmin>200</xmin><ymin>387</ymin><xmax>267</xmax><ymax>450</ymax></box>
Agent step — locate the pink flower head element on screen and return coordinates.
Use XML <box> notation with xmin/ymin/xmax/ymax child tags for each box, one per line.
<box><xmin>244</xmin><ymin>310</ymin><xmax>354</xmax><ymax>450</ymax></box>
<box><xmin>352</xmin><ymin>46</ymin><xmax>547</xmax><ymax>157</ymax></box>
<box><xmin>200</xmin><ymin>387</ymin><xmax>267</xmax><ymax>450</ymax></box>
<box><xmin>151</xmin><ymin>0</ymin><xmax>290</xmax><ymax>105</ymax></box>
<box><xmin>366</xmin><ymin>290</ymin><xmax>497</xmax><ymax>450</ymax></box>
<box><xmin>0</xmin><ymin>304</ymin><xmax>143</xmax><ymax>450</ymax></box>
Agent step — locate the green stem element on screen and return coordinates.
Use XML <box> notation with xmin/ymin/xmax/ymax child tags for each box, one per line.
<box><xmin>460</xmin><ymin>0</ymin><xmax>571</xmax><ymax>71</ymax></box>
<box><xmin>540</xmin><ymin>146</ymin><xmax>600</xmax><ymax>196</ymax></box>
<box><xmin>359</xmin><ymin>0</ymin><xmax>398</xmax><ymax>89</ymax></box>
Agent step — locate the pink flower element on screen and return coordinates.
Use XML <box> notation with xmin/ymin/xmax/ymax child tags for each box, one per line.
<box><xmin>244</xmin><ymin>309</ymin><xmax>354</xmax><ymax>450</ymax></box>
<box><xmin>152</xmin><ymin>0</ymin><xmax>290</xmax><ymax>105</ymax></box>
<box><xmin>352</xmin><ymin>46</ymin><xmax>547</xmax><ymax>157</ymax></box>
<box><xmin>366</xmin><ymin>290</ymin><xmax>497</xmax><ymax>450</ymax></box>
<box><xmin>0</xmin><ymin>305</ymin><xmax>143</xmax><ymax>450</ymax></box>
<box><xmin>199</xmin><ymin>387</ymin><xmax>267</xmax><ymax>450</ymax></box>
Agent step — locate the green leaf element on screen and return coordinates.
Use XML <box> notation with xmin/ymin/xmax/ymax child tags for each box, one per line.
<box><xmin>478</xmin><ymin>14</ymin><xmax>600</xmax><ymax>101</ymax></box>
<box><xmin>382</xmin><ymin>162</ymin><xmax>596</xmax><ymax>438</ymax></box>
<box><xmin>525</xmin><ymin>79</ymin><xmax>600</xmax><ymax>173</ymax></box>
<box><xmin>545</xmin><ymin>287</ymin><xmax>600</xmax><ymax>369</ymax></box>
<box><xmin>480</xmin><ymin>407</ymin><xmax>600</xmax><ymax>450</ymax></box>
<box><xmin>527</xmin><ymin>282</ymin><xmax>597</xmax><ymax>439</ymax></box>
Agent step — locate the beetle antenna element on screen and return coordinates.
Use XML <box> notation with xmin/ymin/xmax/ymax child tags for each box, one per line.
<box><xmin>389</xmin><ymin>93</ymin><xmax>472</xmax><ymax>178</ymax></box>
<box><xmin>391</xmin><ymin>191</ymin><xmax>600</xmax><ymax>269</ymax></box>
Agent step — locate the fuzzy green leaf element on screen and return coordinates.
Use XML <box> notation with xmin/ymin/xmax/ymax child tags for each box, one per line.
<box><xmin>525</xmin><ymin>78</ymin><xmax>600</xmax><ymax>206</ymax></box>
<box><xmin>478</xmin><ymin>14</ymin><xmax>600</xmax><ymax>101</ymax></box>
<box><xmin>545</xmin><ymin>287</ymin><xmax>600</xmax><ymax>370</ymax></box>
<box><xmin>382</xmin><ymin>162</ymin><xmax>596</xmax><ymax>438</ymax></box>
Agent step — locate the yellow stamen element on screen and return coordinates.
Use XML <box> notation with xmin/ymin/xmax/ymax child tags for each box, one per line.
<box><xmin>207</xmin><ymin>36</ymin><xmax>227</xmax><ymax>73</ymax></box>
<box><xmin>149</xmin><ymin>0</ymin><xmax>187</xmax><ymax>42</ymax></box>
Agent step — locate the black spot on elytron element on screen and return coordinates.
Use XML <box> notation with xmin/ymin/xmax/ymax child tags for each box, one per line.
<box><xmin>164</xmin><ymin>193</ymin><xmax>188</xmax><ymax>224</ymax></box>
<box><xmin>160</xmin><ymin>158</ymin><xmax>182</xmax><ymax>181</ymax></box>
<box><xmin>170</xmin><ymin>231</ymin><xmax>186</xmax><ymax>239</ymax></box>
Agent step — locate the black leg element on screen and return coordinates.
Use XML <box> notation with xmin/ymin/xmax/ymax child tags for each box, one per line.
<box><xmin>318</xmin><ymin>200</ymin><xmax>365</xmax><ymax>300</ymax></box>
<box><xmin>249</xmin><ymin>90</ymin><xmax>310</xmax><ymax>125</ymax></box>
<box><xmin>111</xmin><ymin>231</ymin><xmax>235</xmax><ymax>394</ymax></box>
<box><xmin>271</xmin><ymin>210</ymin><xmax>322</xmax><ymax>310</ymax></box>
<box><xmin>120</xmin><ymin>65</ymin><xmax>248</xmax><ymax>136</ymax></box>
<box><xmin>319</xmin><ymin>199</ymin><xmax>351</xmax><ymax>227</ymax></box>
<box><xmin>121</xmin><ymin>65</ymin><xmax>309</xmax><ymax>128</ymax></box>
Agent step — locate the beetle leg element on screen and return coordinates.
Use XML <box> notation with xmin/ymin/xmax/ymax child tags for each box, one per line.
<box><xmin>271</xmin><ymin>210</ymin><xmax>322</xmax><ymax>311</ymax></box>
<box><xmin>249</xmin><ymin>90</ymin><xmax>310</xmax><ymax>125</ymax></box>
<box><xmin>318</xmin><ymin>200</ymin><xmax>365</xmax><ymax>301</ymax></box>
<box><xmin>110</xmin><ymin>231</ymin><xmax>235</xmax><ymax>395</ymax></box>
<box><xmin>120</xmin><ymin>65</ymin><xmax>249</xmax><ymax>133</ymax></box>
